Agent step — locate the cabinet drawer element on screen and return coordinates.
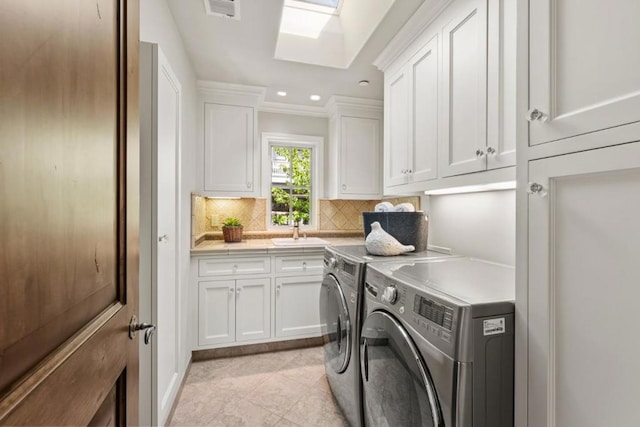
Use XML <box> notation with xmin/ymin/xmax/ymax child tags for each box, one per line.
<box><xmin>198</xmin><ymin>257</ymin><xmax>270</xmax><ymax>277</ymax></box>
<box><xmin>275</xmin><ymin>255</ymin><xmax>324</xmax><ymax>275</ymax></box>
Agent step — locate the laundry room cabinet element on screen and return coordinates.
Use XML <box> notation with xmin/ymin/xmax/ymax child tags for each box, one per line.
<box><xmin>327</xmin><ymin>97</ymin><xmax>383</xmax><ymax>199</ymax></box>
<box><xmin>193</xmin><ymin>252</ymin><xmax>324</xmax><ymax>350</ymax></box>
<box><xmin>201</xmin><ymin>103</ymin><xmax>259</xmax><ymax>196</ymax></box>
<box><xmin>528</xmin><ymin>0</ymin><xmax>640</xmax><ymax>153</ymax></box>
<box><xmin>198</xmin><ymin>278</ymin><xmax>271</xmax><ymax>346</ymax></box>
<box><xmin>379</xmin><ymin>0</ymin><xmax>516</xmax><ymax>194</ymax></box>
<box><xmin>526</xmin><ymin>141</ymin><xmax>640</xmax><ymax>427</ymax></box>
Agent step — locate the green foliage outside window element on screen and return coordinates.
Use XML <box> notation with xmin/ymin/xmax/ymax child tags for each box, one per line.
<box><xmin>271</xmin><ymin>146</ymin><xmax>311</xmax><ymax>226</ymax></box>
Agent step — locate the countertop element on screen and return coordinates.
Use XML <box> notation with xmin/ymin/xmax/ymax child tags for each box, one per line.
<box><xmin>191</xmin><ymin>236</ymin><xmax>365</xmax><ymax>256</ymax></box>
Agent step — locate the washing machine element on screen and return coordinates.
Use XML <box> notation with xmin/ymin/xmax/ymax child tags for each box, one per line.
<box><xmin>319</xmin><ymin>245</ymin><xmax>456</xmax><ymax>427</ymax></box>
<box><xmin>360</xmin><ymin>257</ymin><xmax>515</xmax><ymax>427</ymax></box>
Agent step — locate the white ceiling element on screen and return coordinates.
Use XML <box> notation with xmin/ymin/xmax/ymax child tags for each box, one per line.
<box><xmin>166</xmin><ymin>0</ymin><xmax>425</xmax><ymax>107</ymax></box>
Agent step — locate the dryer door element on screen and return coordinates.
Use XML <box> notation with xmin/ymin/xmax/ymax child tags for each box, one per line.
<box><xmin>319</xmin><ymin>274</ymin><xmax>351</xmax><ymax>373</ymax></box>
<box><xmin>361</xmin><ymin>311</ymin><xmax>443</xmax><ymax>427</ymax></box>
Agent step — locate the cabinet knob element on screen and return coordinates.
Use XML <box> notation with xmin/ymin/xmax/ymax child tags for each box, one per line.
<box><xmin>486</xmin><ymin>146</ymin><xmax>496</xmax><ymax>155</ymax></box>
<box><xmin>475</xmin><ymin>149</ymin><xmax>486</xmax><ymax>158</ymax></box>
<box><xmin>229</xmin><ymin>287</ymin><xmax>234</xmax><ymax>294</ymax></box>
<box><xmin>407</xmin><ymin>169</ymin><xmax>412</xmax><ymax>174</ymax></box>
<box><xmin>276</xmin><ymin>285</ymin><xmax>281</xmax><ymax>293</ymax></box>
<box><xmin>302</xmin><ymin>261</ymin><xmax>307</xmax><ymax>269</ymax></box>
<box><xmin>158</xmin><ymin>234</ymin><xmax>169</xmax><ymax>243</ymax></box>
<box><xmin>342</xmin><ymin>184</ymin><xmax>347</xmax><ymax>190</ymax></box>
<box><xmin>526</xmin><ymin>108</ymin><xmax>548</xmax><ymax>122</ymax></box>
<box><xmin>236</xmin><ymin>287</ymin><xmax>242</xmax><ymax>294</ymax></box>
<box><xmin>246</xmin><ymin>182</ymin><xmax>252</xmax><ymax>188</ymax></box>
<box><xmin>528</xmin><ymin>182</ymin><xmax>548</xmax><ymax>197</ymax></box>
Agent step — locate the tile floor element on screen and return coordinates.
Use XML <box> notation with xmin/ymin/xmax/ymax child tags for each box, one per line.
<box><xmin>169</xmin><ymin>346</ymin><xmax>349</xmax><ymax>426</ymax></box>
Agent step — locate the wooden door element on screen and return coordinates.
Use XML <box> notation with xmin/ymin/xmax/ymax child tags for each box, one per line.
<box><xmin>408</xmin><ymin>35</ymin><xmax>439</xmax><ymax>184</ymax></box>
<box><xmin>198</xmin><ymin>280</ymin><xmax>236</xmax><ymax>346</ymax></box>
<box><xmin>383</xmin><ymin>66</ymin><xmax>410</xmax><ymax>189</ymax></box>
<box><xmin>528</xmin><ymin>142</ymin><xmax>640</xmax><ymax>426</ymax></box>
<box><xmin>0</xmin><ymin>0</ymin><xmax>140</xmax><ymax>425</ymax></box>
<box><xmin>235</xmin><ymin>278</ymin><xmax>271</xmax><ymax>342</ymax></box>
<box><xmin>203</xmin><ymin>103</ymin><xmax>257</xmax><ymax>196</ymax></box>
<box><xmin>439</xmin><ymin>0</ymin><xmax>488</xmax><ymax>177</ymax></box>
<box><xmin>340</xmin><ymin>116</ymin><xmax>381</xmax><ymax>197</ymax></box>
<box><xmin>529</xmin><ymin>0</ymin><xmax>640</xmax><ymax>148</ymax></box>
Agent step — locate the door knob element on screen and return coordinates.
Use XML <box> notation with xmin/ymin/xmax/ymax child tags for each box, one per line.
<box><xmin>129</xmin><ymin>315</ymin><xmax>157</xmax><ymax>345</ymax></box>
<box><xmin>526</xmin><ymin>108</ymin><xmax>548</xmax><ymax>122</ymax></box>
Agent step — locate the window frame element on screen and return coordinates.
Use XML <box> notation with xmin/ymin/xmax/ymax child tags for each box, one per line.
<box><xmin>261</xmin><ymin>132</ymin><xmax>324</xmax><ymax>231</ymax></box>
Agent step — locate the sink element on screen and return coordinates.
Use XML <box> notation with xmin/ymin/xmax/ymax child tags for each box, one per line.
<box><xmin>271</xmin><ymin>237</ymin><xmax>330</xmax><ymax>247</ymax></box>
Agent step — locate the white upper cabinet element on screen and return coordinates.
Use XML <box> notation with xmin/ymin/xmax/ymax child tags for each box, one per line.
<box><xmin>438</xmin><ymin>0</ymin><xmax>488</xmax><ymax>178</ymax></box>
<box><xmin>529</xmin><ymin>0</ymin><xmax>640</xmax><ymax>150</ymax></box>
<box><xmin>202</xmin><ymin>103</ymin><xmax>258</xmax><ymax>196</ymax></box>
<box><xmin>409</xmin><ymin>37</ymin><xmax>439</xmax><ymax>185</ymax></box>
<box><xmin>327</xmin><ymin>97</ymin><xmax>383</xmax><ymax>199</ymax></box>
<box><xmin>383</xmin><ymin>37</ymin><xmax>439</xmax><ymax>194</ymax></box>
<box><xmin>339</xmin><ymin>117</ymin><xmax>381</xmax><ymax>197</ymax></box>
<box><xmin>378</xmin><ymin>0</ymin><xmax>516</xmax><ymax>193</ymax></box>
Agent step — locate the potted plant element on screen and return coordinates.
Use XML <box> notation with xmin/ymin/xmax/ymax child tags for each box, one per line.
<box><xmin>221</xmin><ymin>217</ymin><xmax>243</xmax><ymax>243</ymax></box>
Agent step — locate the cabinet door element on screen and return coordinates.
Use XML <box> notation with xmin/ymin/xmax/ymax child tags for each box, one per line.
<box><xmin>235</xmin><ymin>278</ymin><xmax>271</xmax><ymax>342</ymax></box>
<box><xmin>203</xmin><ymin>103</ymin><xmax>257</xmax><ymax>195</ymax></box>
<box><xmin>340</xmin><ymin>116</ymin><xmax>381</xmax><ymax>197</ymax></box>
<box><xmin>198</xmin><ymin>280</ymin><xmax>235</xmax><ymax>346</ymax></box>
<box><xmin>486</xmin><ymin>0</ymin><xmax>516</xmax><ymax>169</ymax></box>
<box><xmin>275</xmin><ymin>276</ymin><xmax>323</xmax><ymax>338</ymax></box>
<box><xmin>439</xmin><ymin>0</ymin><xmax>488</xmax><ymax>177</ymax></box>
<box><xmin>528</xmin><ymin>142</ymin><xmax>640</xmax><ymax>427</ymax></box>
<box><xmin>529</xmin><ymin>0</ymin><xmax>640</xmax><ymax>147</ymax></box>
<box><xmin>408</xmin><ymin>35</ymin><xmax>439</xmax><ymax>184</ymax></box>
<box><xmin>384</xmin><ymin>66</ymin><xmax>410</xmax><ymax>188</ymax></box>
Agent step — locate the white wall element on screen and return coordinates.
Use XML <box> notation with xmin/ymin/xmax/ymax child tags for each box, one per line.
<box><xmin>140</xmin><ymin>0</ymin><xmax>197</xmax><ymax>424</ymax></box>
<box><xmin>427</xmin><ymin>190</ymin><xmax>515</xmax><ymax>265</ymax></box>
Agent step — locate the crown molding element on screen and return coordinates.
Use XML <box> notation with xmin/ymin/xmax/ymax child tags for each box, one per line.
<box><xmin>259</xmin><ymin>101</ymin><xmax>329</xmax><ymax>118</ymax></box>
<box><xmin>197</xmin><ymin>80</ymin><xmax>266</xmax><ymax>107</ymax></box>
<box><xmin>373</xmin><ymin>0</ymin><xmax>453</xmax><ymax>72</ymax></box>
<box><xmin>326</xmin><ymin>95</ymin><xmax>383</xmax><ymax>119</ymax></box>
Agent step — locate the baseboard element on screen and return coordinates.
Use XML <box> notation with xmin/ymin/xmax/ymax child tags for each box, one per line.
<box><xmin>165</xmin><ymin>356</ymin><xmax>193</xmax><ymax>426</ymax></box>
<box><xmin>192</xmin><ymin>337</ymin><xmax>324</xmax><ymax>362</ymax></box>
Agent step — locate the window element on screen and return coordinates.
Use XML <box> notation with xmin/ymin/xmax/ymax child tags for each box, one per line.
<box><xmin>270</xmin><ymin>146</ymin><xmax>311</xmax><ymax>226</ymax></box>
<box><xmin>262</xmin><ymin>133</ymin><xmax>323</xmax><ymax>229</ymax></box>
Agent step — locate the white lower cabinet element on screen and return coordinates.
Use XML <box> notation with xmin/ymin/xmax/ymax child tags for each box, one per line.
<box><xmin>527</xmin><ymin>141</ymin><xmax>640</xmax><ymax>427</ymax></box>
<box><xmin>194</xmin><ymin>253</ymin><xmax>324</xmax><ymax>349</ymax></box>
<box><xmin>198</xmin><ymin>277</ymin><xmax>271</xmax><ymax>346</ymax></box>
<box><xmin>275</xmin><ymin>275</ymin><xmax>323</xmax><ymax>338</ymax></box>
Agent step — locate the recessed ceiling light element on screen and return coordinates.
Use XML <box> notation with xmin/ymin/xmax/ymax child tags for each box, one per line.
<box><xmin>277</xmin><ymin>91</ymin><xmax>287</xmax><ymax>97</ymax></box>
<box><xmin>359</xmin><ymin>80</ymin><xmax>370</xmax><ymax>87</ymax></box>
<box><xmin>310</xmin><ymin>94</ymin><xmax>321</xmax><ymax>101</ymax></box>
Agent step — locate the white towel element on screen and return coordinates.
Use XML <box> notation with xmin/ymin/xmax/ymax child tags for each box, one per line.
<box><xmin>394</xmin><ymin>202</ymin><xmax>415</xmax><ymax>212</ymax></box>
<box><xmin>374</xmin><ymin>202</ymin><xmax>394</xmax><ymax>212</ymax></box>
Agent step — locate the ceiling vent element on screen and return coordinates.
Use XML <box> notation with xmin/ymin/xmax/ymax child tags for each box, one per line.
<box><xmin>204</xmin><ymin>0</ymin><xmax>240</xmax><ymax>20</ymax></box>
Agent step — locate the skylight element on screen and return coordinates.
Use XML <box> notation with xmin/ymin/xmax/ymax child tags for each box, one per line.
<box><xmin>285</xmin><ymin>0</ymin><xmax>342</xmax><ymax>15</ymax></box>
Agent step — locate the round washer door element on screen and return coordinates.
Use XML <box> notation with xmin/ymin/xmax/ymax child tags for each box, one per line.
<box><xmin>319</xmin><ymin>274</ymin><xmax>351</xmax><ymax>373</ymax></box>
<box><xmin>360</xmin><ymin>310</ymin><xmax>443</xmax><ymax>427</ymax></box>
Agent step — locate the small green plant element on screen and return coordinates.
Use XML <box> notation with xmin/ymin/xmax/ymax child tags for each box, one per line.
<box><xmin>222</xmin><ymin>217</ymin><xmax>242</xmax><ymax>227</ymax></box>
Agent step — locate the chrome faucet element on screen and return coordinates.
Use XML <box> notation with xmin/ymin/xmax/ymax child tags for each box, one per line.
<box><xmin>292</xmin><ymin>223</ymin><xmax>300</xmax><ymax>240</ymax></box>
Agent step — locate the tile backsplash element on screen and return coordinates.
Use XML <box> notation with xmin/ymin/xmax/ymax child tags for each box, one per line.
<box><xmin>191</xmin><ymin>194</ymin><xmax>421</xmax><ymax>241</ymax></box>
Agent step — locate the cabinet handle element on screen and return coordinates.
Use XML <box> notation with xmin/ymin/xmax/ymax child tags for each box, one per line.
<box><xmin>486</xmin><ymin>146</ymin><xmax>496</xmax><ymax>155</ymax></box>
<box><xmin>233</xmin><ymin>265</ymin><xmax>238</xmax><ymax>271</ymax></box>
<box><xmin>158</xmin><ymin>234</ymin><xmax>169</xmax><ymax>243</ymax></box>
<box><xmin>276</xmin><ymin>285</ymin><xmax>281</xmax><ymax>293</ymax></box>
<box><xmin>475</xmin><ymin>149</ymin><xmax>486</xmax><ymax>158</ymax></box>
<box><xmin>342</xmin><ymin>184</ymin><xmax>346</xmax><ymax>190</ymax></box>
<box><xmin>246</xmin><ymin>182</ymin><xmax>252</xmax><ymax>188</ymax></box>
<box><xmin>526</xmin><ymin>108</ymin><xmax>548</xmax><ymax>122</ymax></box>
<box><xmin>407</xmin><ymin>169</ymin><xmax>412</xmax><ymax>174</ymax></box>
<box><xmin>527</xmin><ymin>182</ymin><xmax>548</xmax><ymax>197</ymax></box>
<box><xmin>302</xmin><ymin>261</ymin><xmax>307</xmax><ymax>269</ymax></box>
<box><xmin>236</xmin><ymin>287</ymin><xmax>242</xmax><ymax>294</ymax></box>
<box><xmin>229</xmin><ymin>287</ymin><xmax>234</xmax><ymax>294</ymax></box>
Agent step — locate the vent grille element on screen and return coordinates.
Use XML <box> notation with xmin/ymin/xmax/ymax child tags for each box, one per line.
<box><xmin>204</xmin><ymin>0</ymin><xmax>240</xmax><ymax>20</ymax></box>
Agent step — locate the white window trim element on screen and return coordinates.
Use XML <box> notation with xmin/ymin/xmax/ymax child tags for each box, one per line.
<box><xmin>261</xmin><ymin>132</ymin><xmax>324</xmax><ymax>231</ymax></box>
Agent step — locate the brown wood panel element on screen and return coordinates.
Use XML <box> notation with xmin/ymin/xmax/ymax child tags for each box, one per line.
<box><xmin>0</xmin><ymin>0</ymin><xmax>119</xmax><ymax>391</ymax></box>
<box><xmin>0</xmin><ymin>0</ymin><xmax>140</xmax><ymax>424</ymax></box>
